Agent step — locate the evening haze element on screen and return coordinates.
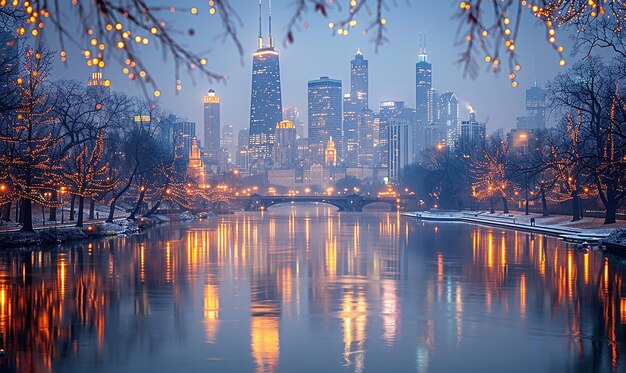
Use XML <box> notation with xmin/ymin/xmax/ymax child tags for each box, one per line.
<box><xmin>50</xmin><ymin>2</ymin><xmax>564</xmax><ymax>145</ymax></box>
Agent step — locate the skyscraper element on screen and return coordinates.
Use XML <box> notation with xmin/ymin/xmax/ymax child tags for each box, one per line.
<box><xmin>204</xmin><ymin>89</ymin><xmax>221</xmax><ymax>160</ymax></box>
<box><xmin>516</xmin><ymin>82</ymin><xmax>547</xmax><ymax>130</ymax></box>
<box><xmin>249</xmin><ymin>0</ymin><xmax>283</xmax><ymax>173</ymax></box>
<box><xmin>283</xmin><ymin>106</ymin><xmax>305</xmax><ymax>138</ymax></box>
<box><xmin>459</xmin><ymin>111</ymin><xmax>486</xmax><ymax>154</ymax></box>
<box><xmin>388</xmin><ymin>108</ymin><xmax>417</xmax><ymax>182</ymax></box>
<box><xmin>351</xmin><ymin>49</ymin><xmax>368</xmax><ymax>107</ymax></box>
<box><xmin>237</xmin><ymin>128</ymin><xmax>250</xmax><ymax>171</ymax></box>
<box><xmin>273</xmin><ymin>120</ymin><xmax>297</xmax><ymax>169</ymax></box>
<box><xmin>343</xmin><ymin>49</ymin><xmax>370</xmax><ymax>167</ymax></box>
<box><xmin>220</xmin><ymin>124</ymin><xmax>235</xmax><ymax>165</ymax></box>
<box><xmin>438</xmin><ymin>92</ymin><xmax>460</xmax><ymax>146</ymax></box>
<box><xmin>86</xmin><ymin>70</ymin><xmax>111</xmax><ymax>97</ymax></box>
<box><xmin>308</xmin><ymin>76</ymin><xmax>342</xmax><ymax>163</ymax></box>
<box><xmin>377</xmin><ymin>100</ymin><xmax>405</xmax><ymax>168</ymax></box>
<box><xmin>415</xmin><ymin>35</ymin><xmax>433</xmax><ymax>126</ymax></box>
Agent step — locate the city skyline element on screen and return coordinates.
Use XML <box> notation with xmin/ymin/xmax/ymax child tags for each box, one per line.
<box><xmin>47</xmin><ymin>3</ymin><xmax>564</xmax><ymax>146</ymax></box>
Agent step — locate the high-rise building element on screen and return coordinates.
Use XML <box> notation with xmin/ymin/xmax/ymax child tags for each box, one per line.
<box><xmin>249</xmin><ymin>0</ymin><xmax>283</xmax><ymax>174</ymax></box>
<box><xmin>438</xmin><ymin>92</ymin><xmax>460</xmax><ymax>146</ymax></box>
<box><xmin>173</xmin><ymin>121</ymin><xmax>196</xmax><ymax>160</ymax></box>
<box><xmin>459</xmin><ymin>111</ymin><xmax>486</xmax><ymax>154</ymax></box>
<box><xmin>283</xmin><ymin>106</ymin><xmax>305</xmax><ymax>138</ymax></box>
<box><xmin>388</xmin><ymin>107</ymin><xmax>417</xmax><ymax>181</ymax></box>
<box><xmin>86</xmin><ymin>70</ymin><xmax>111</xmax><ymax>97</ymax></box>
<box><xmin>220</xmin><ymin>124</ymin><xmax>235</xmax><ymax>165</ymax></box>
<box><xmin>203</xmin><ymin>89</ymin><xmax>221</xmax><ymax>160</ymax></box>
<box><xmin>343</xmin><ymin>94</ymin><xmax>359</xmax><ymax>166</ymax></box>
<box><xmin>517</xmin><ymin>82</ymin><xmax>547</xmax><ymax>130</ymax></box>
<box><xmin>237</xmin><ymin>128</ymin><xmax>250</xmax><ymax>171</ymax></box>
<box><xmin>343</xmin><ymin>49</ymin><xmax>370</xmax><ymax>167</ymax></box>
<box><xmin>273</xmin><ymin>120</ymin><xmax>297</xmax><ymax>169</ymax></box>
<box><xmin>357</xmin><ymin>108</ymin><xmax>375</xmax><ymax>167</ymax></box>
<box><xmin>377</xmin><ymin>100</ymin><xmax>405</xmax><ymax>168</ymax></box>
<box><xmin>415</xmin><ymin>35</ymin><xmax>433</xmax><ymax>126</ymax></box>
<box><xmin>308</xmin><ymin>76</ymin><xmax>342</xmax><ymax>163</ymax></box>
<box><xmin>351</xmin><ymin>49</ymin><xmax>368</xmax><ymax>108</ymax></box>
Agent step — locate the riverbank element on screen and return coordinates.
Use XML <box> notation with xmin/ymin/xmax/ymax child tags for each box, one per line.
<box><xmin>0</xmin><ymin>213</ymin><xmax>196</xmax><ymax>249</ymax></box>
<box><xmin>402</xmin><ymin>210</ymin><xmax>626</xmax><ymax>246</ymax></box>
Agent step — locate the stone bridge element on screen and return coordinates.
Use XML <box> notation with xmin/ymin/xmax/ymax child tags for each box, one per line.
<box><xmin>243</xmin><ymin>194</ymin><xmax>403</xmax><ymax>212</ymax></box>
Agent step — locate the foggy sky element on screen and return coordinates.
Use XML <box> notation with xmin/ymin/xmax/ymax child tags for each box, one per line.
<box><xmin>48</xmin><ymin>1</ymin><xmax>566</xmax><ymax>145</ymax></box>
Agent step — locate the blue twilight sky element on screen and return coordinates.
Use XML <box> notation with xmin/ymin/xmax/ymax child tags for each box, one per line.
<box><xmin>49</xmin><ymin>1</ymin><xmax>567</xmax><ymax>145</ymax></box>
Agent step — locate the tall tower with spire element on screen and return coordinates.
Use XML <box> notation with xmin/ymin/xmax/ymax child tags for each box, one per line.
<box><xmin>415</xmin><ymin>32</ymin><xmax>433</xmax><ymax>126</ymax></box>
<box><xmin>249</xmin><ymin>0</ymin><xmax>283</xmax><ymax>174</ymax></box>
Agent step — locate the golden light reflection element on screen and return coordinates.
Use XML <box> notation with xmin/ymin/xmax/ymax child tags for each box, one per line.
<box><xmin>519</xmin><ymin>274</ymin><xmax>526</xmax><ymax>318</ymax></box>
<box><xmin>381</xmin><ymin>280</ymin><xmax>399</xmax><ymax>345</ymax></box>
<box><xmin>341</xmin><ymin>288</ymin><xmax>368</xmax><ymax>372</ymax></box>
<box><xmin>204</xmin><ymin>284</ymin><xmax>220</xmax><ymax>343</ymax></box>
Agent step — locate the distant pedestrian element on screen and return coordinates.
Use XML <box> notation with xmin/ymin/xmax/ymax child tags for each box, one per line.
<box><xmin>96</xmin><ymin>212</ymin><xmax>99</xmax><ymax>219</ymax></box>
<box><xmin>530</xmin><ymin>218</ymin><xmax>535</xmax><ymax>226</ymax></box>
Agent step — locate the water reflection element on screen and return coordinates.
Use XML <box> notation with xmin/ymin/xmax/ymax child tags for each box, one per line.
<box><xmin>0</xmin><ymin>206</ymin><xmax>624</xmax><ymax>372</ymax></box>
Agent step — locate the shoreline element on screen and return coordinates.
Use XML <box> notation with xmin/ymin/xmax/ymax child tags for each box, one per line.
<box><xmin>0</xmin><ymin>213</ymin><xmax>196</xmax><ymax>250</ymax></box>
<box><xmin>402</xmin><ymin>211</ymin><xmax>626</xmax><ymax>250</ymax></box>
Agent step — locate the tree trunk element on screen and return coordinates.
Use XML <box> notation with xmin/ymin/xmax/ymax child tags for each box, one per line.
<box><xmin>501</xmin><ymin>196</ymin><xmax>509</xmax><ymax>214</ymax></box>
<box><xmin>541</xmin><ymin>189</ymin><xmax>548</xmax><ymax>217</ymax></box>
<box><xmin>19</xmin><ymin>199</ymin><xmax>33</xmax><ymax>232</ymax></box>
<box><xmin>69</xmin><ymin>194</ymin><xmax>76</xmax><ymax>221</ymax></box>
<box><xmin>128</xmin><ymin>191</ymin><xmax>145</xmax><ymax>220</ymax></box>
<box><xmin>49</xmin><ymin>190</ymin><xmax>57</xmax><ymax>221</ymax></box>
<box><xmin>89</xmin><ymin>198</ymin><xmax>95</xmax><ymax>220</ymax></box>
<box><xmin>604</xmin><ymin>200</ymin><xmax>617</xmax><ymax>224</ymax></box>
<box><xmin>489</xmin><ymin>197</ymin><xmax>495</xmax><ymax>214</ymax></box>
<box><xmin>571</xmin><ymin>191</ymin><xmax>581</xmax><ymax>222</ymax></box>
<box><xmin>107</xmin><ymin>199</ymin><xmax>117</xmax><ymax>223</ymax></box>
<box><xmin>15</xmin><ymin>199</ymin><xmax>19</xmax><ymax>223</ymax></box>
<box><xmin>18</xmin><ymin>199</ymin><xmax>25</xmax><ymax>224</ymax></box>
<box><xmin>1</xmin><ymin>201</ymin><xmax>11</xmax><ymax>222</ymax></box>
<box><xmin>143</xmin><ymin>200</ymin><xmax>162</xmax><ymax>217</ymax></box>
<box><xmin>76</xmin><ymin>196</ymin><xmax>85</xmax><ymax>227</ymax></box>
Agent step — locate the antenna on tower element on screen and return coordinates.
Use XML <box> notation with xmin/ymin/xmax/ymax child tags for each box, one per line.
<box><xmin>268</xmin><ymin>0</ymin><xmax>273</xmax><ymax>48</ymax></box>
<box><xmin>258</xmin><ymin>0</ymin><xmax>263</xmax><ymax>49</ymax></box>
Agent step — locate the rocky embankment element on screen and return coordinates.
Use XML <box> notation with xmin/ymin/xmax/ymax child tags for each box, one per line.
<box><xmin>0</xmin><ymin>213</ymin><xmax>196</xmax><ymax>249</ymax></box>
<box><xmin>603</xmin><ymin>229</ymin><xmax>626</xmax><ymax>249</ymax></box>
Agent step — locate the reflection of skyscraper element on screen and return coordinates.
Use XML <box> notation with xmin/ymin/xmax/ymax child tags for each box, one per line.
<box><xmin>308</xmin><ymin>76</ymin><xmax>342</xmax><ymax>163</ymax></box>
<box><xmin>249</xmin><ymin>0</ymin><xmax>283</xmax><ymax>174</ymax></box>
<box><xmin>415</xmin><ymin>35</ymin><xmax>432</xmax><ymax>126</ymax></box>
<box><xmin>203</xmin><ymin>89</ymin><xmax>221</xmax><ymax>160</ymax></box>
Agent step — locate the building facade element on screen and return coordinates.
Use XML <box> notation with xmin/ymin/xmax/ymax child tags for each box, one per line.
<box><xmin>308</xmin><ymin>76</ymin><xmax>342</xmax><ymax>163</ymax></box>
<box><xmin>459</xmin><ymin>111</ymin><xmax>486</xmax><ymax>154</ymax></box>
<box><xmin>249</xmin><ymin>4</ymin><xmax>283</xmax><ymax>174</ymax></box>
<box><xmin>203</xmin><ymin>89</ymin><xmax>221</xmax><ymax>161</ymax></box>
<box><xmin>273</xmin><ymin>120</ymin><xmax>297</xmax><ymax>169</ymax></box>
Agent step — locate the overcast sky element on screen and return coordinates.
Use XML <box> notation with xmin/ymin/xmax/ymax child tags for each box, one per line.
<box><xmin>49</xmin><ymin>1</ymin><xmax>567</xmax><ymax>145</ymax></box>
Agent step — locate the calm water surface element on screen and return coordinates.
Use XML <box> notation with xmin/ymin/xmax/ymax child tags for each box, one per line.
<box><xmin>1</xmin><ymin>205</ymin><xmax>626</xmax><ymax>373</ymax></box>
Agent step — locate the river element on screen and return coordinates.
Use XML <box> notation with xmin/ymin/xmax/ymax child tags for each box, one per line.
<box><xmin>0</xmin><ymin>205</ymin><xmax>624</xmax><ymax>372</ymax></box>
